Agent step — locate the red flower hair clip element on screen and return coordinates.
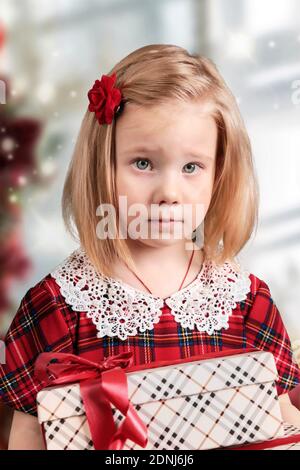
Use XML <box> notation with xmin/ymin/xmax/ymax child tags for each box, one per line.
<box><xmin>87</xmin><ymin>72</ymin><xmax>123</xmax><ymax>125</ymax></box>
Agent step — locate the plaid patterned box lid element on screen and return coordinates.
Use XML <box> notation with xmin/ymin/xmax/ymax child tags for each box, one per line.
<box><xmin>124</xmin><ymin>350</ymin><xmax>279</xmax><ymax>405</ymax></box>
<box><xmin>37</xmin><ymin>350</ymin><xmax>279</xmax><ymax>421</ymax></box>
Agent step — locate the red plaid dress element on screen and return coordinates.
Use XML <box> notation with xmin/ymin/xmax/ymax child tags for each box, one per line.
<box><xmin>0</xmin><ymin>248</ymin><xmax>299</xmax><ymax>417</ymax></box>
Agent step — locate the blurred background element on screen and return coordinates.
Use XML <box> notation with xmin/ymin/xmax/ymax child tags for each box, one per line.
<box><xmin>0</xmin><ymin>0</ymin><xmax>300</xmax><ymax>449</ymax></box>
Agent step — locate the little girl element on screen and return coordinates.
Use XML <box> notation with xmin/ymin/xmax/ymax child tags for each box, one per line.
<box><xmin>1</xmin><ymin>44</ymin><xmax>300</xmax><ymax>450</ymax></box>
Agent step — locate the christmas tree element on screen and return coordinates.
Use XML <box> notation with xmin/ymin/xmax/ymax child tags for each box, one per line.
<box><xmin>0</xmin><ymin>20</ymin><xmax>43</xmax><ymax>450</ymax></box>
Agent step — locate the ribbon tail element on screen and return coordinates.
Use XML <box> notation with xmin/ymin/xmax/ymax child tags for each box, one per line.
<box><xmin>101</xmin><ymin>368</ymin><xmax>148</xmax><ymax>449</ymax></box>
<box><xmin>108</xmin><ymin>403</ymin><xmax>148</xmax><ymax>450</ymax></box>
<box><xmin>80</xmin><ymin>379</ymin><xmax>117</xmax><ymax>450</ymax></box>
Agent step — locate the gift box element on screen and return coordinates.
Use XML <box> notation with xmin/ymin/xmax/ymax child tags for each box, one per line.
<box><xmin>35</xmin><ymin>348</ymin><xmax>284</xmax><ymax>450</ymax></box>
<box><xmin>224</xmin><ymin>423</ymin><xmax>300</xmax><ymax>450</ymax></box>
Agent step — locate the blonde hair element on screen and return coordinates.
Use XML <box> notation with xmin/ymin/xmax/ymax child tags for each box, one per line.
<box><xmin>62</xmin><ymin>44</ymin><xmax>259</xmax><ymax>276</ymax></box>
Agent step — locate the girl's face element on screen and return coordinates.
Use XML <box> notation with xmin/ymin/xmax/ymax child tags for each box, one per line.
<box><xmin>115</xmin><ymin>99</ymin><xmax>218</xmax><ymax>249</ymax></box>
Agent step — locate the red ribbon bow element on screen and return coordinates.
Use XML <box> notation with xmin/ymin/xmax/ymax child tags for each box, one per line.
<box><xmin>34</xmin><ymin>351</ymin><xmax>148</xmax><ymax>450</ymax></box>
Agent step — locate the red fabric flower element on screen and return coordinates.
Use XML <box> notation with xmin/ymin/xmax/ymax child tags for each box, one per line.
<box><xmin>87</xmin><ymin>72</ymin><xmax>122</xmax><ymax>125</ymax></box>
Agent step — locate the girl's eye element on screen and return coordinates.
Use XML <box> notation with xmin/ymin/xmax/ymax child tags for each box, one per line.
<box><xmin>183</xmin><ymin>163</ymin><xmax>203</xmax><ymax>174</ymax></box>
<box><xmin>132</xmin><ymin>159</ymin><xmax>152</xmax><ymax>171</ymax></box>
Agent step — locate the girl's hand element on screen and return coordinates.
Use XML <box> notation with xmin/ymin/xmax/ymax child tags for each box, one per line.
<box><xmin>288</xmin><ymin>383</ymin><xmax>300</xmax><ymax>410</ymax></box>
<box><xmin>278</xmin><ymin>392</ymin><xmax>300</xmax><ymax>427</ymax></box>
<box><xmin>8</xmin><ymin>410</ymin><xmax>46</xmax><ymax>450</ymax></box>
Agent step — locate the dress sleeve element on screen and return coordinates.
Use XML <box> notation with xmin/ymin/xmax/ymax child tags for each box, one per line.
<box><xmin>0</xmin><ymin>280</ymin><xmax>74</xmax><ymax>417</ymax></box>
<box><xmin>244</xmin><ymin>276</ymin><xmax>300</xmax><ymax>396</ymax></box>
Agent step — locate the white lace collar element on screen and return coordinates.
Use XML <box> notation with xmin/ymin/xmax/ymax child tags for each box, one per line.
<box><xmin>50</xmin><ymin>247</ymin><xmax>251</xmax><ymax>341</ymax></box>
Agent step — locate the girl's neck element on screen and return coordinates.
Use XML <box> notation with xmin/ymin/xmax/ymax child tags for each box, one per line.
<box><xmin>111</xmin><ymin>242</ymin><xmax>204</xmax><ymax>299</ymax></box>
<box><xmin>127</xmin><ymin>239</ymin><xmax>199</xmax><ymax>269</ymax></box>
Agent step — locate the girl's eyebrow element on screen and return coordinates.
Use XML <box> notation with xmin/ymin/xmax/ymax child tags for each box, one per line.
<box><xmin>122</xmin><ymin>145</ymin><xmax>214</xmax><ymax>162</ymax></box>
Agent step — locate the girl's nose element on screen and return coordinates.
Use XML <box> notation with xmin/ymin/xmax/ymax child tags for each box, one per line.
<box><xmin>153</xmin><ymin>172</ymin><xmax>181</xmax><ymax>206</ymax></box>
